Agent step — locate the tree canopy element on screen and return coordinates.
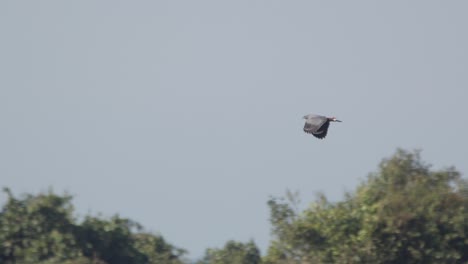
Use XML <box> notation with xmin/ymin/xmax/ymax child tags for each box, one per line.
<box><xmin>264</xmin><ymin>149</ymin><xmax>468</xmax><ymax>264</ymax></box>
<box><xmin>1</xmin><ymin>149</ymin><xmax>467</xmax><ymax>263</ymax></box>
<box><xmin>0</xmin><ymin>188</ymin><xmax>185</xmax><ymax>264</ymax></box>
<box><xmin>197</xmin><ymin>240</ymin><xmax>261</xmax><ymax>264</ymax></box>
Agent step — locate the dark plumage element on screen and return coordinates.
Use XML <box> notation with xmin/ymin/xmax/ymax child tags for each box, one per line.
<box><xmin>303</xmin><ymin>114</ymin><xmax>342</xmax><ymax>139</ymax></box>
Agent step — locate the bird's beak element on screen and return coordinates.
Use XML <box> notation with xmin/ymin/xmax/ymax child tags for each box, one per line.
<box><xmin>335</xmin><ymin>119</ymin><xmax>342</xmax><ymax>122</ymax></box>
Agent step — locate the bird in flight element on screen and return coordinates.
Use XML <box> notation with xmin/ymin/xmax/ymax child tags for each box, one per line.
<box><xmin>303</xmin><ymin>114</ymin><xmax>342</xmax><ymax>139</ymax></box>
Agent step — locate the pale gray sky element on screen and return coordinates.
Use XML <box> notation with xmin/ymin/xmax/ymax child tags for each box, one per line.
<box><xmin>1</xmin><ymin>0</ymin><xmax>467</xmax><ymax>259</ymax></box>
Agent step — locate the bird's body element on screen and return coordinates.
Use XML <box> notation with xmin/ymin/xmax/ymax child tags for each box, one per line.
<box><xmin>303</xmin><ymin>114</ymin><xmax>341</xmax><ymax>139</ymax></box>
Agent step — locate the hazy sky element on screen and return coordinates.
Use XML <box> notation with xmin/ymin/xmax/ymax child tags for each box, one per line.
<box><xmin>1</xmin><ymin>0</ymin><xmax>467</xmax><ymax>259</ymax></box>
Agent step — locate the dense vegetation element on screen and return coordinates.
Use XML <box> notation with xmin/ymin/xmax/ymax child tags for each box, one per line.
<box><xmin>0</xmin><ymin>189</ymin><xmax>185</xmax><ymax>264</ymax></box>
<box><xmin>263</xmin><ymin>149</ymin><xmax>467</xmax><ymax>264</ymax></box>
<box><xmin>1</xmin><ymin>149</ymin><xmax>467</xmax><ymax>263</ymax></box>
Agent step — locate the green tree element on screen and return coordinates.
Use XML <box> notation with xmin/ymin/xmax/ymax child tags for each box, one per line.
<box><xmin>78</xmin><ymin>216</ymin><xmax>185</xmax><ymax>264</ymax></box>
<box><xmin>0</xmin><ymin>188</ymin><xmax>185</xmax><ymax>264</ymax></box>
<box><xmin>264</xmin><ymin>149</ymin><xmax>468</xmax><ymax>264</ymax></box>
<box><xmin>77</xmin><ymin>215</ymin><xmax>147</xmax><ymax>264</ymax></box>
<box><xmin>0</xmin><ymin>188</ymin><xmax>83</xmax><ymax>263</ymax></box>
<box><xmin>198</xmin><ymin>240</ymin><xmax>261</xmax><ymax>264</ymax></box>
<box><xmin>133</xmin><ymin>233</ymin><xmax>186</xmax><ymax>264</ymax></box>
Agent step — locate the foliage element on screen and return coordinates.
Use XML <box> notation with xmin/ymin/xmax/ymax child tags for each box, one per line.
<box><xmin>0</xmin><ymin>188</ymin><xmax>185</xmax><ymax>264</ymax></box>
<box><xmin>1</xmin><ymin>149</ymin><xmax>466</xmax><ymax>264</ymax></box>
<box><xmin>198</xmin><ymin>240</ymin><xmax>261</xmax><ymax>264</ymax></box>
<box><xmin>264</xmin><ymin>149</ymin><xmax>468</xmax><ymax>264</ymax></box>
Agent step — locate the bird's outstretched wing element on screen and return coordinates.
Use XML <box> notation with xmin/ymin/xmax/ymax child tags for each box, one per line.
<box><xmin>304</xmin><ymin>118</ymin><xmax>329</xmax><ymax>139</ymax></box>
<box><xmin>312</xmin><ymin>121</ymin><xmax>329</xmax><ymax>139</ymax></box>
<box><xmin>303</xmin><ymin>122</ymin><xmax>316</xmax><ymax>134</ymax></box>
<box><xmin>303</xmin><ymin>118</ymin><xmax>326</xmax><ymax>133</ymax></box>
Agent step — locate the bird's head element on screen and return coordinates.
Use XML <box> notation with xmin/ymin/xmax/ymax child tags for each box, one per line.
<box><xmin>329</xmin><ymin>117</ymin><xmax>342</xmax><ymax>122</ymax></box>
